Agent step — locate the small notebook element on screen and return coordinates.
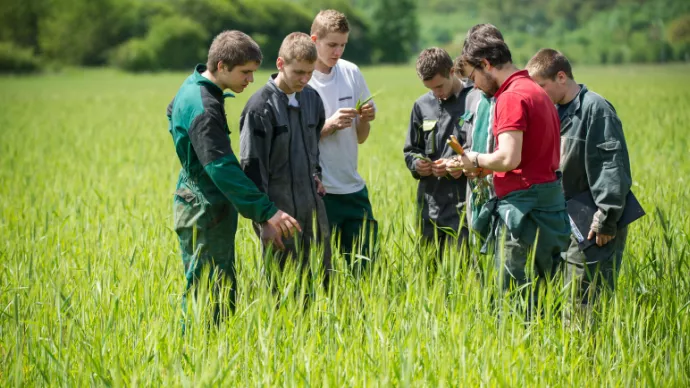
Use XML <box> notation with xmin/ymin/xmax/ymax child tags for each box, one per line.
<box><xmin>566</xmin><ymin>190</ymin><xmax>646</xmax><ymax>251</ymax></box>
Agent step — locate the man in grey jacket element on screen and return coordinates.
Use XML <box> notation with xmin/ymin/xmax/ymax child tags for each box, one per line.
<box><xmin>240</xmin><ymin>32</ymin><xmax>331</xmax><ymax>282</ymax></box>
<box><xmin>403</xmin><ymin>48</ymin><xmax>481</xmax><ymax>260</ymax></box>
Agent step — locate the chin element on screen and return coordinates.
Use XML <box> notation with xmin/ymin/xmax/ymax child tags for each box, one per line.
<box><xmin>229</xmin><ymin>85</ymin><xmax>246</xmax><ymax>93</ymax></box>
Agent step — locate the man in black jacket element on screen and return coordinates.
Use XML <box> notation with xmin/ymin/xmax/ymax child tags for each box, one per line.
<box><xmin>403</xmin><ymin>47</ymin><xmax>481</xmax><ymax>260</ymax></box>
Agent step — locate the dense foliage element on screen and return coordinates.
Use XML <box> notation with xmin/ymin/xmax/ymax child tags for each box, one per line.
<box><xmin>0</xmin><ymin>0</ymin><xmax>688</xmax><ymax>71</ymax></box>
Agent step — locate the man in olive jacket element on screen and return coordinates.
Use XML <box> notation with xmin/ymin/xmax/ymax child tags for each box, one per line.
<box><xmin>527</xmin><ymin>48</ymin><xmax>632</xmax><ymax>307</ymax></box>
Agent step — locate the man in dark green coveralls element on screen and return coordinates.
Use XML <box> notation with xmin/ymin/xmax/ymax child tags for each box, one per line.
<box><xmin>167</xmin><ymin>31</ymin><xmax>301</xmax><ymax>322</ymax></box>
<box><xmin>527</xmin><ymin>49</ymin><xmax>632</xmax><ymax>310</ymax></box>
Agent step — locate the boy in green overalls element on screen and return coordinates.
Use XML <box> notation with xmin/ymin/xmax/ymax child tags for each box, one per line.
<box><xmin>167</xmin><ymin>31</ymin><xmax>301</xmax><ymax>323</ymax></box>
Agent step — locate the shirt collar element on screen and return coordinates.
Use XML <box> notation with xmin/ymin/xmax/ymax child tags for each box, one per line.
<box><xmin>561</xmin><ymin>84</ymin><xmax>587</xmax><ymax>117</ymax></box>
<box><xmin>192</xmin><ymin>64</ymin><xmax>235</xmax><ymax>100</ymax></box>
<box><xmin>494</xmin><ymin>69</ymin><xmax>530</xmax><ymax>99</ymax></box>
<box><xmin>267</xmin><ymin>74</ymin><xmax>301</xmax><ymax>106</ymax></box>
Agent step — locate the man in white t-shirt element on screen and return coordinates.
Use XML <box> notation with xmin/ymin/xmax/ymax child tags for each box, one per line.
<box><xmin>308</xmin><ymin>9</ymin><xmax>378</xmax><ymax>270</ymax></box>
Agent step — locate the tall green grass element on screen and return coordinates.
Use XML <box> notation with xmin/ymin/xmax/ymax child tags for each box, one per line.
<box><xmin>1</xmin><ymin>65</ymin><xmax>689</xmax><ymax>385</ymax></box>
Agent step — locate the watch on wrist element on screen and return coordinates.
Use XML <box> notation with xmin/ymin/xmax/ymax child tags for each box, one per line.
<box><xmin>473</xmin><ymin>153</ymin><xmax>480</xmax><ymax>169</ymax></box>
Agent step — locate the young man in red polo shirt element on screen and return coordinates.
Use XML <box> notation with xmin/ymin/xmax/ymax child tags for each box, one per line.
<box><xmin>450</xmin><ymin>27</ymin><xmax>571</xmax><ymax>314</ymax></box>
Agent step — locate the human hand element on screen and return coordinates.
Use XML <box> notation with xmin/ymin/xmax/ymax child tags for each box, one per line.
<box><xmin>358</xmin><ymin>102</ymin><xmax>375</xmax><ymax>123</ymax></box>
<box><xmin>587</xmin><ymin>230</ymin><xmax>615</xmax><ymax>247</ymax></box>
<box><xmin>314</xmin><ymin>175</ymin><xmax>326</xmax><ymax>197</ymax></box>
<box><xmin>415</xmin><ymin>159</ymin><xmax>433</xmax><ymax>177</ymax></box>
<box><xmin>266</xmin><ymin>210</ymin><xmax>301</xmax><ymax>238</ymax></box>
<box><xmin>446</xmin><ymin>158</ymin><xmax>464</xmax><ymax>179</ymax></box>
<box><xmin>432</xmin><ymin>158</ymin><xmax>449</xmax><ymax>177</ymax></box>
<box><xmin>326</xmin><ymin>108</ymin><xmax>359</xmax><ymax>131</ymax></box>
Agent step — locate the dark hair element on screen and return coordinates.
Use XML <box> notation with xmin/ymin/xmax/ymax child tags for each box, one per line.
<box><xmin>207</xmin><ymin>30</ymin><xmax>262</xmax><ymax>73</ymax></box>
<box><xmin>416</xmin><ymin>47</ymin><xmax>453</xmax><ymax>81</ymax></box>
<box><xmin>466</xmin><ymin>23</ymin><xmax>504</xmax><ymax>42</ymax></box>
<box><xmin>461</xmin><ymin>26</ymin><xmax>512</xmax><ymax>69</ymax></box>
<box><xmin>525</xmin><ymin>48</ymin><xmax>574</xmax><ymax>80</ymax></box>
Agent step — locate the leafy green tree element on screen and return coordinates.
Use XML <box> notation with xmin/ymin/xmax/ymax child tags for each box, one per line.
<box><xmin>38</xmin><ymin>0</ymin><xmax>137</xmax><ymax>65</ymax></box>
<box><xmin>667</xmin><ymin>14</ymin><xmax>690</xmax><ymax>60</ymax></box>
<box><xmin>370</xmin><ymin>0</ymin><xmax>419</xmax><ymax>63</ymax></box>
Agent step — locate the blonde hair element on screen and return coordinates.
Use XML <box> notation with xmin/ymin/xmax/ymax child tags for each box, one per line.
<box><xmin>279</xmin><ymin>32</ymin><xmax>317</xmax><ymax>64</ymax></box>
<box><xmin>310</xmin><ymin>9</ymin><xmax>350</xmax><ymax>38</ymax></box>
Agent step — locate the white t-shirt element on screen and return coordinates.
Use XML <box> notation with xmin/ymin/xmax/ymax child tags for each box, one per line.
<box><xmin>308</xmin><ymin>59</ymin><xmax>375</xmax><ymax>195</ymax></box>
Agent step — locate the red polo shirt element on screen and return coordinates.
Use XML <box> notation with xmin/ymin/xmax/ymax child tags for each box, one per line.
<box><xmin>492</xmin><ymin>70</ymin><xmax>560</xmax><ymax>198</ymax></box>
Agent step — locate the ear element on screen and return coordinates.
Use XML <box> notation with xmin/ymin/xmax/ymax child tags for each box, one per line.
<box><xmin>311</xmin><ymin>34</ymin><xmax>318</xmax><ymax>43</ymax></box>
<box><xmin>216</xmin><ymin>60</ymin><xmax>225</xmax><ymax>73</ymax></box>
<box><xmin>556</xmin><ymin>71</ymin><xmax>568</xmax><ymax>84</ymax></box>
<box><xmin>480</xmin><ymin>58</ymin><xmax>491</xmax><ymax>71</ymax></box>
<box><xmin>276</xmin><ymin>57</ymin><xmax>284</xmax><ymax>71</ymax></box>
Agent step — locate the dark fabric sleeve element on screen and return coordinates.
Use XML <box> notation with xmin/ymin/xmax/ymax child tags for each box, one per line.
<box><xmin>315</xmin><ymin>98</ymin><xmax>326</xmax><ymax>179</ymax></box>
<box><xmin>189</xmin><ymin>110</ymin><xmax>278</xmax><ymax>223</ymax></box>
<box><xmin>188</xmin><ymin>110</ymin><xmax>234</xmax><ymax>166</ymax></box>
<box><xmin>585</xmin><ymin>115</ymin><xmax>632</xmax><ymax>235</ymax></box>
<box><xmin>403</xmin><ymin>102</ymin><xmax>425</xmax><ymax>179</ymax></box>
<box><xmin>239</xmin><ymin>110</ymin><xmax>273</xmax><ymax>194</ymax></box>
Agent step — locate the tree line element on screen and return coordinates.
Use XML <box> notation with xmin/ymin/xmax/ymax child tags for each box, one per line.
<box><xmin>1</xmin><ymin>0</ymin><xmax>689</xmax><ymax>74</ymax></box>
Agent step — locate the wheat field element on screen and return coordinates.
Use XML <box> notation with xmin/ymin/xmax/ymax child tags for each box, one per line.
<box><xmin>1</xmin><ymin>64</ymin><xmax>689</xmax><ymax>386</ymax></box>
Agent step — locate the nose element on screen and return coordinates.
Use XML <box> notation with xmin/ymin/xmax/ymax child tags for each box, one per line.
<box><xmin>247</xmin><ymin>73</ymin><xmax>254</xmax><ymax>83</ymax></box>
<box><xmin>334</xmin><ymin>47</ymin><xmax>343</xmax><ymax>57</ymax></box>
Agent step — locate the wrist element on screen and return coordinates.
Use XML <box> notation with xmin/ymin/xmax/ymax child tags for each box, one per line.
<box><xmin>324</xmin><ymin>120</ymin><xmax>337</xmax><ymax>135</ymax></box>
<box><xmin>473</xmin><ymin>153</ymin><xmax>480</xmax><ymax>169</ymax></box>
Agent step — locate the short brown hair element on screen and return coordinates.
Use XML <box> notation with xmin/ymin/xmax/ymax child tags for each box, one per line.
<box><xmin>453</xmin><ymin>56</ymin><xmax>467</xmax><ymax>77</ymax></box>
<box><xmin>416</xmin><ymin>48</ymin><xmax>453</xmax><ymax>81</ymax></box>
<box><xmin>311</xmin><ymin>9</ymin><xmax>350</xmax><ymax>38</ymax></box>
<box><xmin>206</xmin><ymin>30</ymin><xmax>262</xmax><ymax>73</ymax></box>
<box><xmin>525</xmin><ymin>48</ymin><xmax>574</xmax><ymax>80</ymax></box>
<box><xmin>279</xmin><ymin>32</ymin><xmax>317</xmax><ymax>64</ymax></box>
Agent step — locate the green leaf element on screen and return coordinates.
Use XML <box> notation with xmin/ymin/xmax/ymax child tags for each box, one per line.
<box><xmin>356</xmin><ymin>89</ymin><xmax>384</xmax><ymax>110</ymax></box>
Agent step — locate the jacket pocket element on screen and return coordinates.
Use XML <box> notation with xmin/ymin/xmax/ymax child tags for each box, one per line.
<box><xmin>596</xmin><ymin>140</ymin><xmax>622</xmax><ymax>169</ymax></box>
<box><xmin>173</xmin><ymin>187</ymin><xmax>205</xmax><ymax>232</ymax></box>
<box><xmin>422</xmin><ymin>120</ymin><xmax>438</xmax><ymax>155</ymax></box>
